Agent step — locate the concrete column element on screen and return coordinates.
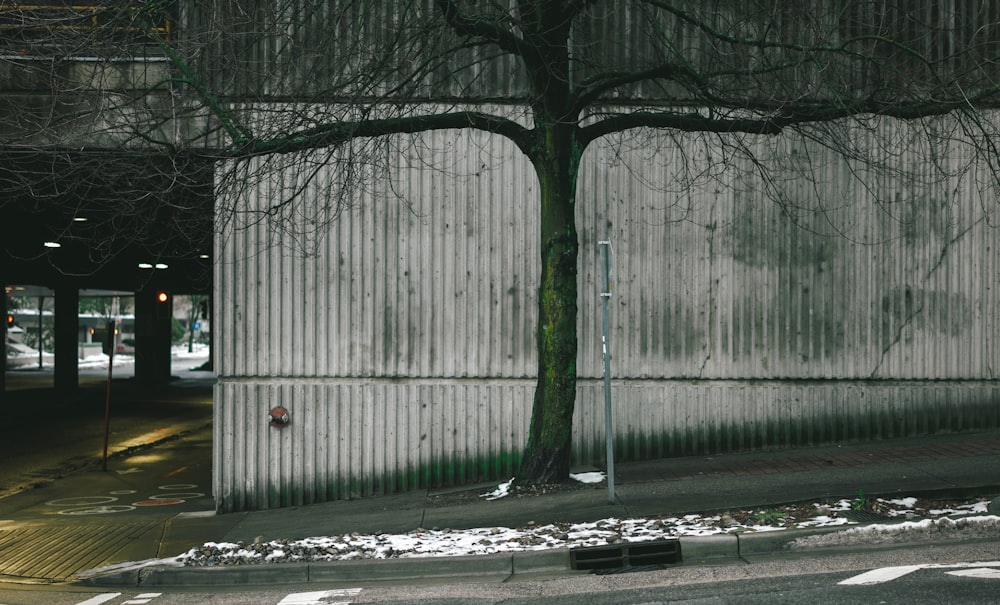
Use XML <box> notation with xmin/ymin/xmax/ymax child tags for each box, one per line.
<box><xmin>135</xmin><ymin>287</ymin><xmax>173</xmax><ymax>385</ymax></box>
<box><xmin>54</xmin><ymin>286</ymin><xmax>79</xmax><ymax>394</ymax></box>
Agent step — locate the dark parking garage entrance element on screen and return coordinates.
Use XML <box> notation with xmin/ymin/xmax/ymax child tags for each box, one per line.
<box><xmin>1</xmin><ymin>151</ymin><xmax>215</xmax><ymax>396</ymax></box>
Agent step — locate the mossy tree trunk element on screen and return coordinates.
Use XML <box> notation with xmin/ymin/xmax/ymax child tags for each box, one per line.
<box><xmin>514</xmin><ymin>3</ymin><xmax>586</xmax><ymax>486</ymax></box>
<box><xmin>518</xmin><ymin>122</ymin><xmax>582</xmax><ymax>484</ymax></box>
<box><xmin>517</xmin><ymin>166</ymin><xmax>580</xmax><ymax>483</ymax></box>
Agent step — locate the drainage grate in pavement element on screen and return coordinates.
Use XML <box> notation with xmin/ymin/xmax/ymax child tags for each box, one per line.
<box><xmin>0</xmin><ymin>521</ymin><xmax>160</xmax><ymax>581</ymax></box>
<box><xmin>841</xmin><ymin>510</ymin><xmax>892</xmax><ymax>523</ymax></box>
<box><xmin>590</xmin><ymin>563</ymin><xmax>675</xmax><ymax>575</ymax></box>
<box><xmin>570</xmin><ymin>539</ymin><xmax>682</xmax><ymax>572</ymax></box>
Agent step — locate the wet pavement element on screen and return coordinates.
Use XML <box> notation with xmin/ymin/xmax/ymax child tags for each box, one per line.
<box><xmin>1</xmin><ymin>365</ymin><xmax>999</xmax><ymax>587</ymax></box>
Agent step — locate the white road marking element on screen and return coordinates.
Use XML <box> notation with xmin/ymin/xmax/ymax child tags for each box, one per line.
<box><xmin>122</xmin><ymin>593</ymin><xmax>163</xmax><ymax>604</ymax></box>
<box><xmin>74</xmin><ymin>594</ymin><xmax>121</xmax><ymax>605</ymax></box>
<box><xmin>947</xmin><ymin>568</ymin><xmax>1000</xmax><ymax>579</ymax></box>
<box><xmin>840</xmin><ymin>561</ymin><xmax>1000</xmax><ymax>585</ymax></box>
<box><xmin>838</xmin><ymin>565</ymin><xmax>924</xmax><ymax>585</ymax></box>
<box><xmin>277</xmin><ymin>588</ymin><xmax>363</xmax><ymax>605</ymax></box>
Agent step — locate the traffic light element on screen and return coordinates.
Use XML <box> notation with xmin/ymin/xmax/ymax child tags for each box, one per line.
<box><xmin>155</xmin><ymin>290</ymin><xmax>171</xmax><ymax>318</ymax></box>
<box><xmin>5</xmin><ymin>313</ymin><xmax>12</xmax><ymax>327</ymax></box>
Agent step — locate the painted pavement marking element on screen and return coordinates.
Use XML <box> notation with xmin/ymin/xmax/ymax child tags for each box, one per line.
<box><xmin>277</xmin><ymin>588</ymin><xmax>363</xmax><ymax>605</ymax></box>
<box><xmin>838</xmin><ymin>565</ymin><xmax>924</xmax><ymax>585</ymax></box>
<box><xmin>73</xmin><ymin>594</ymin><xmax>121</xmax><ymax>605</ymax></box>
<box><xmin>58</xmin><ymin>505</ymin><xmax>135</xmax><ymax>515</ymax></box>
<box><xmin>45</xmin><ymin>496</ymin><xmax>117</xmax><ymax>507</ymax></box>
<box><xmin>121</xmin><ymin>593</ymin><xmax>162</xmax><ymax>605</ymax></box>
<box><xmin>839</xmin><ymin>561</ymin><xmax>1000</xmax><ymax>585</ymax></box>
<box><xmin>72</xmin><ymin>592</ymin><xmax>163</xmax><ymax>605</ymax></box>
<box><xmin>46</xmin><ymin>484</ymin><xmax>204</xmax><ymax>515</ymax></box>
<box><xmin>946</xmin><ymin>568</ymin><xmax>1000</xmax><ymax>579</ymax></box>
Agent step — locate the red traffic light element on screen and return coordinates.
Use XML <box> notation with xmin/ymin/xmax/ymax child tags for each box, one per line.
<box><xmin>5</xmin><ymin>314</ymin><xmax>12</xmax><ymax>326</ymax></box>
<box><xmin>154</xmin><ymin>291</ymin><xmax>172</xmax><ymax>319</ymax></box>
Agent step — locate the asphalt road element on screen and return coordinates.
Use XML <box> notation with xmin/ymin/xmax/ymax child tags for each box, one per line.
<box><xmin>3</xmin><ymin>355</ymin><xmax>1000</xmax><ymax>603</ymax></box>
<box><xmin>0</xmin><ymin>358</ymin><xmax>216</xmax><ymax>587</ymax></box>
<box><xmin>0</xmin><ymin>355</ymin><xmax>214</xmax><ymax>501</ymax></box>
<box><xmin>0</xmin><ymin>425</ymin><xmax>214</xmax><ymax>523</ymax></box>
<box><xmin>1</xmin><ymin>541</ymin><xmax>998</xmax><ymax>604</ymax></box>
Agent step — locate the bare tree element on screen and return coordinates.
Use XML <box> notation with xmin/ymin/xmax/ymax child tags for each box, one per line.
<box><xmin>3</xmin><ymin>1</ymin><xmax>1000</xmax><ymax>484</ymax></box>
<box><xmin>0</xmin><ymin>2</ymin><xmax>212</xmax><ymax>286</ymax></box>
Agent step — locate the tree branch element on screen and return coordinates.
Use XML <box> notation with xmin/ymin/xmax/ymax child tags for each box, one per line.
<box><xmin>229</xmin><ymin>111</ymin><xmax>532</xmax><ymax>158</ymax></box>
<box><xmin>641</xmin><ymin>0</ymin><xmax>931</xmax><ymax>60</ymax></box>
<box><xmin>581</xmin><ymin>110</ymin><xmax>785</xmax><ymax>143</ymax></box>
<box><xmin>579</xmin><ymin>93</ymin><xmax>1000</xmax><ymax>146</ymax></box>
<box><xmin>571</xmin><ymin>62</ymin><xmax>701</xmax><ymax>115</ymax></box>
<box><xmin>435</xmin><ymin>0</ymin><xmax>526</xmax><ymax>57</ymax></box>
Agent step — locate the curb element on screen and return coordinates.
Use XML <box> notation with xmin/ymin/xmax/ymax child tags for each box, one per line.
<box><xmin>79</xmin><ymin>529</ymin><xmax>839</xmax><ymax>587</ymax></box>
<box><xmin>75</xmin><ymin>486</ymin><xmax>1000</xmax><ymax>588</ymax></box>
<box><xmin>80</xmin><ymin>549</ymin><xmax>578</xmax><ymax>587</ymax></box>
<box><xmin>677</xmin><ymin>527</ymin><xmax>851</xmax><ymax>562</ymax></box>
<box><xmin>78</xmin><ymin>517</ymin><xmax>992</xmax><ymax>588</ymax></box>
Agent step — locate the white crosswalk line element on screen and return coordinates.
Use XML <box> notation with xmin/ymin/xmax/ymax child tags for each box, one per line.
<box><xmin>840</xmin><ymin>561</ymin><xmax>1000</xmax><ymax>585</ymax></box>
<box><xmin>122</xmin><ymin>593</ymin><xmax>163</xmax><ymax>605</ymax></box>
<box><xmin>838</xmin><ymin>565</ymin><xmax>924</xmax><ymax>585</ymax></box>
<box><xmin>947</xmin><ymin>568</ymin><xmax>1000</xmax><ymax>579</ymax></box>
<box><xmin>277</xmin><ymin>588</ymin><xmax>363</xmax><ymax>605</ymax></box>
<box><xmin>74</xmin><ymin>595</ymin><xmax>122</xmax><ymax>605</ymax></box>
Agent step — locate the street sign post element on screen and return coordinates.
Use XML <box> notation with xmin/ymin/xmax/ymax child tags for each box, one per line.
<box><xmin>599</xmin><ymin>240</ymin><xmax>615</xmax><ymax>504</ymax></box>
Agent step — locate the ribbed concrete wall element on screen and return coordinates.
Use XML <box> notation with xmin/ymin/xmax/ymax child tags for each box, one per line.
<box><xmin>185</xmin><ymin>2</ymin><xmax>1000</xmax><ymax>102</ymax></box>
<box><xmin>576</xmin><ymin>129</ymin><xmax>1000</xmax><ymax>380</ymax></box>
<box><xmin>214</xmin><ymin>120</ymin><xmax>1000</xmax><ymax>511</ymax></box>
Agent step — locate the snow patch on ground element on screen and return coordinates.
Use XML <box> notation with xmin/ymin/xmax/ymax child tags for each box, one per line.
<box><xmin>788</xmin><ymin>515</ymin><xmax>1000</xmax><ymax>550</ymax></box>
<box><xmin>569</xmin><ymin>471</ymin><xmax>606</xmax><ymax>484</ymax></box>
<box><xmin>481</xmin><ymin>478</ymin><xmax>515</xmax><ymax>501</ymax></box>
<box><xmin>174</xmin><ymin>491</ymin><xmax>996</xmax><ymax>567</ymax></box>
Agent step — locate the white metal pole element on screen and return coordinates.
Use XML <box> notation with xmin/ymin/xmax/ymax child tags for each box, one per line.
<box><xmin>599</xmin><ymin>241</ymin><xmax>615</xmax><ymax>504</ymax></box>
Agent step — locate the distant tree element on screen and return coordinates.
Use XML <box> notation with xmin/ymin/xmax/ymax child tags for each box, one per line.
<box><xmin>8</xmin><ymin>296</ymin><xmax>53</xmax><ymax>355</ymax></box>
<box><xmin>3</xmin><ymin>1</ymin><xmax>1000</xmax><ymax>484</ymax></box>
<box><xmin>170</xmin><ymin>317</ymin><xmax>186</xmax><ymax>344</ymax></box>
<box><xmin>79</xmin><ymin>296</ymin><xmax>133</xmax><ymax>320</ymax></box>
<box><xmin>184</xmin><ymin>294</ymin><xmax>208</xmax><ymax>353</ymax></box>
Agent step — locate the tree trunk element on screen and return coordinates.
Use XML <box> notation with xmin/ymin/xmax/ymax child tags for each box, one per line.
<box><xmin>517</xmin><ymin>123</ymin><xmax>581</xmax><ymax>485</ymax></box>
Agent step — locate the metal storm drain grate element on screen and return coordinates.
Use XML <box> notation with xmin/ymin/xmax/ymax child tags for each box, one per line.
<box><xmin>842</xmin><ymin>510</ymin><xmax>892</xmax><ymax>523</ymax></box>
<box><xmin>570</xmin><ymin>539</ymin><xmax>682</xmax><ymax>572</ymax></box>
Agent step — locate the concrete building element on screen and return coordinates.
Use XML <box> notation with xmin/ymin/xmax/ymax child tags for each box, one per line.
<box><xmin>2</xmin><ymin>2</ymin><xmax>999</xmax><ymax>512</ymax></box>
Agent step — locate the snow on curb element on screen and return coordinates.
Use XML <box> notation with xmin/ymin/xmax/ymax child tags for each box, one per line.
<box><xmin>787</xmin><ymin>515</ymin><xmax>1000</xmax><ymax>550</ymax></box>
<box><xmin>175</xmin><ymin>482</ymin><xmax>995</xmax><ymax>567</ymax></box>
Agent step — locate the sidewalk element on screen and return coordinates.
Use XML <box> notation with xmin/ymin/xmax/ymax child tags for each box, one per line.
<box><xmin>79</xmin><ymin>429</ymin><xmax>1000</xmax><ymax>588</ymax></box>
<box><xmin>1</xmin><ymin>369</ymin><xmax>997</xmax><ymax>587</ymax></box>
